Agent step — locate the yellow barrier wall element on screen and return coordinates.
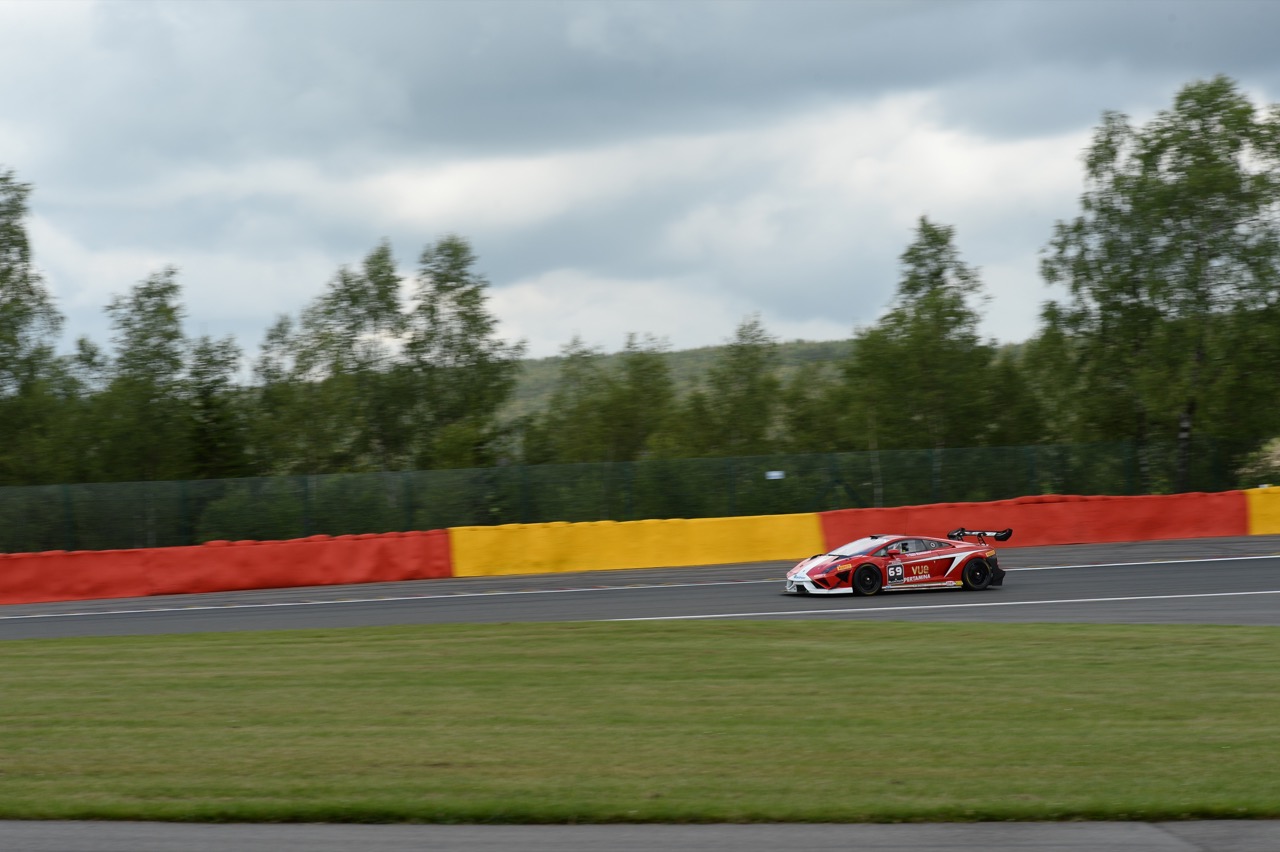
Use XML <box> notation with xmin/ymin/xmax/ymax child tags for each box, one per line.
<box><xmin>1245</xmin><ymin>486</ymin><xmax>1280</xmax><ymax>535</ymax></box>
<box><xmin>450</xmin><ymin>513</ymin><xmax>825</xmax><ymax>577</ymax></box>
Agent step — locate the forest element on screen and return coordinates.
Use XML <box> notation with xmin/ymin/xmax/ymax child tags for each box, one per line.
<box><xmin>2</xmin><ymin>76</ymin><xmax>1280</xmax><ymax>550</ymax></box>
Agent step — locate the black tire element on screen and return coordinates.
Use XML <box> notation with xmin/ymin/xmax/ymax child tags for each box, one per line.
<box><xmin>852</xmin><ymin>564</ymin><xmax>882</xmax><ymax>596</ymax></box>
<box><xmin>962</xmin><ymin>558</ymin><xmax>993</xmax><ymax>591</ymax></box>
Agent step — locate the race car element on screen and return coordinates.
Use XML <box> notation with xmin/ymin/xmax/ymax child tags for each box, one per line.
<box><xmin>783</xmin><ymin>528</ymin><xmax>1011</xmax><ymax>596</ymax></box>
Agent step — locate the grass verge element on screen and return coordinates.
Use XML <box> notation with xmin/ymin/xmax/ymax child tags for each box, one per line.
<box><xmin>2</xmin><ymin>621</ymin><xmax>1278</xmax><ymax>823</ymax></box>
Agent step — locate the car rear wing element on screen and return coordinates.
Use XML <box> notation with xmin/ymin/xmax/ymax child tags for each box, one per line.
<box><xmin>947</xmin><ymin>527</ymin><xmax>1013</xmax><ymax>544</ymax></box>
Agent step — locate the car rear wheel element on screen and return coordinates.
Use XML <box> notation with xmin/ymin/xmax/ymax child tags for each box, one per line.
<box><xmin>962</xmin><ymin>558</ymin><xmax>993</xmax><ymax>591</ymax></box>
<box><xmin>852</xmin><ymin>564</ymin><xmax>882</xmax><ymax>596</ymax></box>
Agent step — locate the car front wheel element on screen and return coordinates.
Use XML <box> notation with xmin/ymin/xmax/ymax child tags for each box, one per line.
<box><xmin>852</xmin><ymin>564</ymin><xmax>882</xmax><ymax>596</ymax></box>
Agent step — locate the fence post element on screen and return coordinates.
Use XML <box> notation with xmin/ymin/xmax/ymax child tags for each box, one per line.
<box><xmin>1026</xmin><ymin>446</ymin><xmax>1037</xmax><ymax>495</ymax></box>
<box><xmin>732</xmin><ymin>455</ymin><xmax>742</xmax><ymax>514</ymax></box>
<box><xmin>402</xmin><ymin>470</ymin><xmax>415</xmax><ymax>531</ymax></box>
<box><xmin>62</xmin><ymin>484</ymin><xmax>76</xmax><ymax>551</ymax></box>
<box><xmin>931</xmin><ymin>447</ymin><xmax>942</xmax><ymax>503</ymax></box>
<box><xmin>825</xmin><ymin>453</ymin><xmax>838</xmax><ymax>511</ymax></box>
<box><xmin>180</xmin><ymin>479</ymin><xmax>192</xmax><ymax>545</ymax></box>
<box><xmin>1124</xmin><ymin>442</ymin><xmax>1137</xmax><ymax>495</ymax></box>
<box><xmin>517</xmin><ymin>464</ymin><xmax>529</xmax><ymax>524</ymax></box>
<box><xmin>301</xmin><ymin>475</ymin><xmax>312</xmax><ymax>537</ymax></box>
<box><xmin>624</xmin><ymin>461</ymin><xmax>635</xmax><ymax>520</ymax></box>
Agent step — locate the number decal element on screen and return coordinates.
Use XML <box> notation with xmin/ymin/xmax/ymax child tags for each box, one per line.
<box><xmin>887</xmin><ymin>563</ymin><xmax>904</xmax><ymax>584</ymax></box>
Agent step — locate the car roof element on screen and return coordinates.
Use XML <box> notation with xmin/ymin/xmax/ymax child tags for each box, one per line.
<box><xmin>831</xmin><ymin>534</ymin><xmax>969</xmax><ymax>556</ymax></box>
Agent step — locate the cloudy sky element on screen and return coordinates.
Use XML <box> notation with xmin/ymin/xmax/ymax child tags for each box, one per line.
<box><xmin>2</xmin><ymin>0</ymin><xmax>1278</xmax><ymax>361</ymax></box>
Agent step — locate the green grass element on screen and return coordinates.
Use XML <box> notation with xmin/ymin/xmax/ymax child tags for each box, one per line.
<box><xmin>2</xmin><ymin>621</ymin><xmax>1279</xmax><ymax>823</ymax></box>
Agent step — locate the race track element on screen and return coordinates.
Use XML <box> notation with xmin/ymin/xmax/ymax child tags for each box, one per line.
<box><xmin>3</xmin><ymin>535</ymin><xmax>1280</xmax><ymax>640</ymax></box>
<box><xmin>4</xmin><ymin>535</ymin><xmax>1280</xmax><ymax>851</ymax></box>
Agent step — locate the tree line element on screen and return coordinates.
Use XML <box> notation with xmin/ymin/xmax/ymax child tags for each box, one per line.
<box><xmin>2</xmin><ymin>76</ymin><xmax>1279</xmax><ymax>495</ymax></box>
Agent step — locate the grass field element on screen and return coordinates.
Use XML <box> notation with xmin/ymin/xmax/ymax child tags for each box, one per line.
<box><xmin>2</xmin><ymin>621</ymin><xmax>1279</xmax><ymax>823</ymax></box>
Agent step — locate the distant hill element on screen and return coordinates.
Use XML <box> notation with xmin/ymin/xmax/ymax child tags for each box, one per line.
<box><xmin>501</xmin><ymin>338</ymin><xmax>850</xmax><ymax>421</ymax></box>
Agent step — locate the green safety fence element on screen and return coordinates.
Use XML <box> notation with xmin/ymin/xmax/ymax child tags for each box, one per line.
<box><xmin>0</xmin><ymin>440</ymin><xmax>1230</xmax><ymax>553</ymax></box>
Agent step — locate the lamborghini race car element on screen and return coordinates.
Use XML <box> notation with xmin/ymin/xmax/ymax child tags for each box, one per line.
<box><xmin>783</xmin><ymin>528</ymin><xmax>1011</xmax><ymax>596</ymax></box>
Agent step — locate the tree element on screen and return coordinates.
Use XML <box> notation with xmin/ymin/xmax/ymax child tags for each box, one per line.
<box><xmin>404</xmin><ymin>235</ymin><xmax>526</xmax><ymax>468</ymax></box>
<box><xmin>606</xmin><ymin>334</ymin><xmax>675</xmax><ymax>461</ymax></box>
<box><xmin>654</xmin><ymin>316</ymin><xmax>781</xmax><ymax>458</ymax></box>
<box><xmin>247</xmin><ymin>236</ymin><xmax>523</xmax><ymax>475</ymax></box>
<box><xmin>1042</xmin><ymin>76</ymin><xmax>1280</xmax><ymax>490</ymax></box>
<box><xmin>528</xmin><ymin>333</ymin><xmax>675</xmax><ymax>464</ymax></box>
<box><xmin>845</xmin><ymin>217</ymin><xmax>999</xmax><ymax>452</ymax></box>
<box><xmin>775</xmin><ymin>360</ymin><xmax>848</xmax><ymax>455</ymax></box>
<box><xmin>248</xmin><ymin>313</ymin><xmax>318</xmax><ymax>474</ymax></box>
<box><xmin>273</xmin><ymin>240</ymin><xmax>413</xmax><ymax>473</ymax></box>
<box><xmin>0</xmin><ymin>168</ymin><xmax>66</xmax><ymax>484</ymax></box>
<box><xmin>92</xmin><ymin>268</ymin><xmax>191</xmax><ymax>481</ymax></box>
<box><xmin>186</xmin><ymin>334</ymin><xmax>251</xmax><ymax>479</ymax></box>
<box><xmin>526</xmin><ymin>337</ymin><xmax>611</xmax><ymax>463</ymax></box>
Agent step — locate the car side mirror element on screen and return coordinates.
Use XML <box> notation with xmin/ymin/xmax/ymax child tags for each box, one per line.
<box><xmin>887</xmin><ymin>549</ymin><xmax>902</xmax><ymax>558</ymax></box>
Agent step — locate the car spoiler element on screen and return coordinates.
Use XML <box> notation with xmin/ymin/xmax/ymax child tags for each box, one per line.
<box><xmin>947</xmin><ymin>527</ymin><xmax>1013</xmax><ymax>544</ymax></box>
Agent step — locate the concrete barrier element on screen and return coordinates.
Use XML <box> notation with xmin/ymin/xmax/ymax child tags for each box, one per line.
<box><xmin>0</xmin><ymin>529</ymin><xmax>452</xmax><ymax>606</ymax></box>
<box><xmin>1246</xmin><ymin>486</ymin><xmax>1280</xmax><ymax>535</ymax></box>
<box><xmin>450</xmin><ymin>513</ymin><xmax>824</xmax><ymax>577</ymax></box>
<box><xmin>818</xmin><ymin>492</ymin><xmax>1248</xmax><ymax>550</ymax></box>
<box><xmin>3</xmin><ymin>488</ymin><xmax>1272</xmax><ymax>605</ymax></box>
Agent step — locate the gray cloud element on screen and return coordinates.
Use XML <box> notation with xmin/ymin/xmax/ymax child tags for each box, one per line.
<box><xmin>3</xmin><ymin>0</ymin><xmax>1278</xmax><ymax>360</ymax></box>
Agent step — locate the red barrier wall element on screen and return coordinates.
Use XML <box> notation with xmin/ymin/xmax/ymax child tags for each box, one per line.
<box><xmin>0</xmin><ymin>492</ymin><xmax>1255</xmax><ymax>606</ymax></box>
<box><xmin>0</xmin><ymin>530</ymin><xmax>452</xmax><ymax>606</ymax></box>
<box><xmin>818</xmin><ymin>492</ymin><xmax>1249</xmax><ymax>551</ymax></box>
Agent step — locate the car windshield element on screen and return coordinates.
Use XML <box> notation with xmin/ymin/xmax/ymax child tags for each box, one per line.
<box><xmin>829</xmin><ymin>536</ymin><xmax>897</xmax><ymax>557</ymax></box>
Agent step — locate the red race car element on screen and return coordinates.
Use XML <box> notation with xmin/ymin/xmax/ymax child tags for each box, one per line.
<box><xmin>783</xmin><ymin>528</ymin><xmax>1011</xmax><ymax>596</ymax></box>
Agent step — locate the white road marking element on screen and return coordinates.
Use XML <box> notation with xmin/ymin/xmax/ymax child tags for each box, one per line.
<box><xmin>608</xmin><ymin>589</ymin><xmax>1280</xmax><ymax>622</ymax></box>
<box><xmin>0</xmin><ymin>579</ymin><xmax>777</xmax><ymax>621</ymax></box>
<box><xmin>1</xmin><ymin>553</ymin><xmax>1277</xmax><ymax>623</ymax></box>
<box><xmin>1007</xmin><ymin>553</ymin><xmax>1280</xmax><ymax>571</ymax></box>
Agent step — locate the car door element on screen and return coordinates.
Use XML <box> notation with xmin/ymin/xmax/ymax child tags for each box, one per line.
<box><xmin>894</xmin><ymin>539</ymin><xmax>936</xmax><ymax>584</ymax></box>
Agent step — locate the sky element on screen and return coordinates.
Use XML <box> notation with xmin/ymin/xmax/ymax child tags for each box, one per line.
<box><xmin>2</xmin><ymin>0</ymin><xmax>1279</xmax><ymax>362</ymax></box>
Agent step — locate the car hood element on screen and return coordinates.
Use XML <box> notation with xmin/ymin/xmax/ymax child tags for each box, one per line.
<box><xmin>787</xmin><ymin>553</ymin><xmax>844</xmax><ymax>579</ymax></box>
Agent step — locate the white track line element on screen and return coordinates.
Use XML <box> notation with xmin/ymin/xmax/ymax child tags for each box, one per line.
<box><xmin>0</xmin><ymin>579</ymin><xmax>776</xmax><ymax>621</ymax></box>
<box><xmin>1008</xmin><ymin>553</ymin><xmax>1280</xmax><ymax>571</ymax></box>
<box><xmin>1</xmin><ymin>553</ymin><xmax>1277</xmax><ymax>622</ymax></box>
<box><xmin>609</xmin><ymin>589</ymin><xmax>1280</xmax><ymax>621</ymax></box>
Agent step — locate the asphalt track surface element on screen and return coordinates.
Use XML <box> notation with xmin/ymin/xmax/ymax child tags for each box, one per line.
<box><xmin>3</xmin><ymin>535</ymin><xmax>1280</xmax><ymax>851</ymax></box>
<box><xmin>4</xmin><ymin>535</ymin><xmax>1280</xmax><ymax>640</ymax></box>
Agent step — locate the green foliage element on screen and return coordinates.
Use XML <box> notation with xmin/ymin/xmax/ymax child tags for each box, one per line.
<box><xmin>651</xmin><ymin>316</ymin><xmax>783</xmax><ymax>458</ymax></box>
<box><xmin>1236</xmin><ymin>437</ymin><xmax>1280</xmax><ymax>488</ymax></box>
<box><xmin>842</xmin><ymin>217</ymin><xmax>1042</xmax><ymax>457</ymax></box>
<box><xmin>246</xmin><ymin>236</ymin><xmax>525</xmax><ymax>475</ymax></box>
<box><xmin>1041</xmin><ymin>76</ymin><xmax>1280</xmax><ymax>489</ymax></box>
<box><xmin>0</xmin><ymin>168</ymin><xmax>61</xmax><ymax>389</ymax></box>
<box><xmin>4</xmin><ymin>79</ymin><xmax>1279</xmax><ymax>503</ymax></box>
<box><xmin>250</xmin><ymin>242</ymin><xmax>416</xmax><ymax>474</ymax></box>
<box><xmin>406</xmin><ymin>235</ymin><xmax>527</xmax><ymax>468</ymax></box>
<box><xmin>0</xmin><ymin>167</ymin><xmax>66</xmax><ymax>485</ymax></box>
<box><xmin>521</xmin><ymin>334</ymin><xmax>676</xmax><ymax>464</ymax></box>
<box><xmin>186</xmin><ymin>336</ymin><xmax>251</xmax><ymax>480</ymax></box>
<box><xmin>87</xmin><ymin>269</ymin><xmax>193</xmax><ymax>482</ymax></box>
